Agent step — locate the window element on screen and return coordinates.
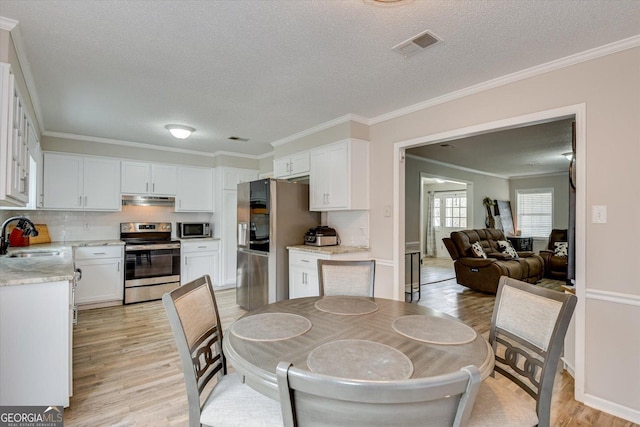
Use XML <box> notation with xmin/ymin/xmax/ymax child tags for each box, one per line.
<box><xmin>442</xmin><ymin>193</ymin><xmax>467</xmax><ymax>228</ymax></box>
<box><xmin>516</xmin><ymin>189</ymin><xmax>553</xmax><ymax>238</ymax></box>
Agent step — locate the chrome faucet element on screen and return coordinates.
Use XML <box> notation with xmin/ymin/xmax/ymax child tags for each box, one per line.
<box><xmin>0</xmin><ymin>216</ymin><xmax>39</xmax><ymax>255</ymax></box>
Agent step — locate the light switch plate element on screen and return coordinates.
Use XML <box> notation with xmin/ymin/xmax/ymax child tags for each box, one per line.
<box><xmin>592</xmin><ymin>205</ymin><xmax>607</xmax><ymax>223</ymax></box>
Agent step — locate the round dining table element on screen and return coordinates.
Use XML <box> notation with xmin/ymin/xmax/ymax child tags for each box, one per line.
<box><xmin>223</xmin><ymin>296</ymin><xmax>494</xmax><ymax>400</ymax></box>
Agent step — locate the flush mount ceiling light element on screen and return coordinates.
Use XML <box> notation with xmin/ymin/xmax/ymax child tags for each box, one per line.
<box><xmin>165</xmin><ymin>124</ymin><xmax>195</xmax><ymax>139</ymax></box>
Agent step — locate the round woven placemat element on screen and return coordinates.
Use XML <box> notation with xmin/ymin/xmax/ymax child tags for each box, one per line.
<box><xmin>231</xmin><ymin>313</ymin><xmax>312</xmax><ymax>341</ymax></box>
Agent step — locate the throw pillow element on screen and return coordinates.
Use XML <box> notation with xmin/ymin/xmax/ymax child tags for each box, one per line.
<box><xmin>497</xmin><ymin>240</ymin><xmax>519</xmax><ymax>259</ymax></box>
<box><xmin>554</xmin><ymin>241</ymin><xmax>568</xmax><ymax>257</ymax></box>
<box><xmin>471</xmin><ymin>241</ymin><xmax>487</xmax><ymax>259</ymax></box>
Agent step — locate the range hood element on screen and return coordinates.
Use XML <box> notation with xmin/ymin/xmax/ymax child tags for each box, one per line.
<box><xmin>122</xmin><ymin>195</ymin><xmax>175</xmax><ymax>207</ymax></box>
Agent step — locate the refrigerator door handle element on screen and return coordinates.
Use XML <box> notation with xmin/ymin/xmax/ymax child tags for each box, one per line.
<box><xmin>238</xmin><ymin>222</ymin><xmax>248</xmax><ymax>246</ymax></box>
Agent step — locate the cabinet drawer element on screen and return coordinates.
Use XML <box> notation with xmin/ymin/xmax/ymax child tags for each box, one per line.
<box><xmin>289</xmin><ymin>251</ymin><xmax>329</xmax><ymax>267</ymax></box>
<box><xmin>181</xmin><ymin>240</ymin><xmax>220</xmax><ymax>253</ymax></box>
<box><xmin>74</xmin><ymin>246</ymin><xmax>123</xmax><ymax>260</ymax></box>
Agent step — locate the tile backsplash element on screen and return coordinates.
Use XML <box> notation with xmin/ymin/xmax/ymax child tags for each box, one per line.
<box><xmin>1</xmin><ymin>207</ymin><xmax>212</xmax><ymax>242</ymax></box>
<box><xmin>325</xmin><ymin>210</ymin><xmax>369</xmax><ymax>248</ymax></box>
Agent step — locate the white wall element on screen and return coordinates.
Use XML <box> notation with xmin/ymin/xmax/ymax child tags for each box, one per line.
<box><xmin>367</xmin><ymin>47</ymin><xmax>640</xmax><ymax>422</ymax></box>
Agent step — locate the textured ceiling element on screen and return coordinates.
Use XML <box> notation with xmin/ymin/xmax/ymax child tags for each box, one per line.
<box><xmin>1</xmin><ymin>0</ymin><xmax>639</xmax><ymax>157</ymax></box>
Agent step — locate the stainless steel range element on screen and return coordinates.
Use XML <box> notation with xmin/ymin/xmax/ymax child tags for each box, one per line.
<box><xmin>120</xmin><ymin>222</ymin><xmax>180</xmax><ymax>304</ymax></box>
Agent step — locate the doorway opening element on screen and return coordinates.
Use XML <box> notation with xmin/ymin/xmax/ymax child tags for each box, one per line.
<box><xmin>419</xmin><ymin>175</ymin><xmax>471</xmax><ymax>259</ymax></box>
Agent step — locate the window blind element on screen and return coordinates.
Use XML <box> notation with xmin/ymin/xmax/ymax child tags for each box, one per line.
<box><xmin>516</xmin><ymin>189</ymin><xmax>553</xmax><ymax>238</ymax></box>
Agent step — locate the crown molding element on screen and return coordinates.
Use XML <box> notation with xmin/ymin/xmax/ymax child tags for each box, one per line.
<box><xmin>270</xmin><ymin>114</ymin><xmax>370</xmax><ymax>147</ymax></box>
<box><xmin>43</xmin><ymin>131</ymin><xmax>266</xmax><ymax>159</ymax></box>
<box><xmin>0</xmin><ymin>16</ymin><xmax>18</xmax><ymax>30</ymax></box>
<box><xmin>370</xmin><ymin>34</ymin><xmax>640</xmax><ymax>125</ymax></box>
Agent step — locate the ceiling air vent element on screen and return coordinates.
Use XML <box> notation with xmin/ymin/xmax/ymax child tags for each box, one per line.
<box><xmin>392</xmin><ymin>30</ymin><xmax>441</xmax><ymax>58</ymax></box>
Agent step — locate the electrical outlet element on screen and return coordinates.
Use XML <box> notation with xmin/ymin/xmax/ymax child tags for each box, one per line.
<box><xmin>384</xmin><ymin>205</ymin><xmax>392</xmax><ymax>217</ymax></box>
<box><xmin>84</xmin><ymin>223</ymin><xmax>90</xmax><ymax>230</ymax></box>
<box><xmin>359</xmin><ymin>226</ymin><xmax>365</xmax><ymax>235</ymax></box>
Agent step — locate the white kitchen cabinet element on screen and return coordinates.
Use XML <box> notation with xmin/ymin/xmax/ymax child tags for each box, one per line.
<box><xmin>288</xmin><ymin>248</ymin><xmax>371</xmax><ymax>298</ymax></box>
<box><xmin>176</xmin><ymin>166</ymin><xmax>213</xmax><ymax>212</ymax></box>
<box><xmin>0</xmin><ymin>63</ymin><xmax>33</xmax><ymax>207</ymax></box>
<box><xmin>222</xmin><ymin>167</ymin><xmax>258</xmax><ymax>190</ymax></box>
<box><xmin>309</xmin><ymin>139</ymin><xmax>369</xmax><ymax>211</ymax></box>
<box><xmin>74</xmin><ymin>245</ymin><xmax>124</xmax><ymax>306</ymax></box>
<box><xmin>121</xmin><ymin>161</ymin><xmax>177</xmax><ymax>196</ymax></box>
<box><xmin>289</xmin><ymin>251</ymin><xmax>328</xmax><ymax>299</ymax></box>
<box><xmin>213</xmin><ymin>167</ymin><xmax>257</xmax><ymax>288</ymax></box>
<box><xmin>221</xmin><ymin>189</ymin><xmax>238</xmax><ymax>286</ymax></box>
<box><xmin>0</xmin><ymin>279</ymin><xmax>72</xmax><ymax>406</ymax></box>
<box><xmin>274</xmin><ymin>151</ymin><xmax>310</xmax><ymax>178</ymax></box>
<box><xmin>43</xmin><ymin>152</ymin><xmax>121</xmax><ymax>210</ymax></box>
<box><xmin>181</xmin><ymin>239</ymin><xmax>220</xmax><ymax>285</ymax></box>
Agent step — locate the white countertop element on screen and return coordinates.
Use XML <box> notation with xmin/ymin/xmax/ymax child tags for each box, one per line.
<box><xmin>287</xmin><ymin>244</ymin><xmax>370</xmax><ymax>255</ymax></box>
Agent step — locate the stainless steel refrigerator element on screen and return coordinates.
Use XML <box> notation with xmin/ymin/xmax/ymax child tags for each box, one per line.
<box><xmin>236</xmin><ymin>179</ymin><xmax>320</xmax><ymax>310</ymax></box>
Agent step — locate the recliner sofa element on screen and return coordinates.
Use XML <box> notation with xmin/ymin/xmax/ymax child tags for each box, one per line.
<box><xmin>443</xmin><ymin>229</ymin><xmax>544</xmax><ymax>294</ymax></box>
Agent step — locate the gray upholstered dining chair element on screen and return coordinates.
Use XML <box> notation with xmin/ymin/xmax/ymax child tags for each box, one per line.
<box><xmin>163</xmin><ymin>275</ymin><xmax>282</xmax><ymax>427</ymax></box>
<box><xmin>468</xmin><ymin>276</ymin><xmax>577</xmax><ymax>427</ymax></box>
<box><xmin>276</xmin><ymin>361</ymin><xmax>481</xmax><ymax>427</ymax></box>
<box><xmin>317</xmin><ymin>259</ymin><xmax>375</xmax><ymax>297</ymax></box>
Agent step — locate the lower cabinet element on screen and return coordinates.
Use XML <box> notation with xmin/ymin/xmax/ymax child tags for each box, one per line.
<box><xmin>181</xmin><ymin>240</ymin><xmax>220</xmax><ymax>286</ymax></box>
<box><xmin>0</xmin><ymin>280</ymin><xmax>72</xmax><ymax>406</ymax></box>
<box><xmin>74</xmin><ymin>246</ymin><xmax>124</xmax><ymax>306</ymax></box>
<box><xmin>288</xmin><ymin>249</ymin><xmax>370</xmax><ymax>298</ymax></box>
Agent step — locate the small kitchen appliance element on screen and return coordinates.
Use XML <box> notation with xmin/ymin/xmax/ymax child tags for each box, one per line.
<box><xmin>177</xmin><ymin>222</ymin><xmax>212</xmax><ymax>238</ymax></box>
<box><xmin>304</xmin><ymin>226</ymin><xmax>339</xmax><ymax>247</ymax></box>
<box><xmin>120</xmin><ymin>222</ymin><xmax>180</xmax><ymax>304</ymax></box>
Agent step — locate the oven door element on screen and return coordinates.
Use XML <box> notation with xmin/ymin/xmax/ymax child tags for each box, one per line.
<box><xmin>124</xmin><ymin>245</ymin><xmax>180</xmax><ymax>303</ymax></box>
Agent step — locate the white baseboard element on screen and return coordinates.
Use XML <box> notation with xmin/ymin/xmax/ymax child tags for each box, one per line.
<box><xmin>583</xmin><ymin>393</ymin><xmax>640</xmax><ymax>424</ymax></box>
<box><xmin>561</xmin><ymin>357</ymin><xmax>575</xmax><ymax>378</ymax></box>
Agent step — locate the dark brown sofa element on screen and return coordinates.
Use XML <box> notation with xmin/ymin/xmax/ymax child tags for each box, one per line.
<box><xmin>539</xmin><ymin>229</ymin><xmax>569</xmax><ymax>280</ymax></box>
<box><xmin>443</xmin><ymin>229</ymin><xmax>544</xmax><ymax>293</ymax></box>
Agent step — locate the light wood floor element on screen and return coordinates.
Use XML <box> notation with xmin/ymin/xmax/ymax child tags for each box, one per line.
<box><xmin>64</xmin><ymin>276</ymin><xmax>637</xmax><ymax>426</ymax></box>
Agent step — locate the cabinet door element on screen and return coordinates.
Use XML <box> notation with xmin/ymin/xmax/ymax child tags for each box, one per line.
<box><xmin>290</xmin><ymin>151</ymin><xmax>310</xmax><ymax>176</ymax></box>
<box><xmin>83</xmin><ymin>157</ymin><xmax>120</xmax><ymax>210</ymax></box>
<box><xmin>289</xmin><ymin>265</ymin><xmax>320</xmax><ymax>299</ymax></box>
<box><xmin>176</xmin><ymin>166</ymin><xmax>213</xmax><ymax>212</ymax></box>
<box><xmin>326</xmin><ymin>142</ymin><xmax>349</xmax><ymax>208</ymax></box>
<box><xmin>183</xmin><ymin>252</ymin><xmax>218</xmax><ymax>285</ymax></box>
<box><xmin>309</xmin><ymin>148</ymin><xmax>328</xmax><ymax>210</ymax></box>
<box><xmin>151</xmin><ymin>164</ymin><xmax>177</xmax><ymax>195</ymax></box>
<box><xmin>43</xmin><ymin>153</ymin><xmax>83</xmax><ymax>209</ymax></box>
<box><xmin>273</xmin><ymin>158</ymin><xmax>290</xmax><ymax>178</ymax></box>
<box><xmin>75</xmin><ymin>257</ymin><xmax>123</xmax><ymax>304</ymax></box>
<box><xmin>121</xmin><ymin>161</ymin><xmax>150</xmax><ymax>194</ymax></box>
<box><xmin>221</xmin><ymin>190</ymin><xmax>238</xmax><ymax>285</ymax></box>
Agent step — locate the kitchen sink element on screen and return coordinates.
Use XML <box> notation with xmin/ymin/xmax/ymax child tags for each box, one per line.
<box><xmin>7</xmin><ymin>251</ymin><xmax>62</xmax><ymax>258</ymax></box>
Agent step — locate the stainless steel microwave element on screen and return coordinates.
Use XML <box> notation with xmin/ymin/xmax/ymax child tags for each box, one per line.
<box><xmin>177</xmin><ymin>222</ymin><xmax>212</xmax><ymax>238</ymax></box>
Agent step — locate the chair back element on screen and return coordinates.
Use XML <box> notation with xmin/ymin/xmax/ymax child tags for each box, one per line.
<box><xmin>546</xmin><ymin>229</ymin><xmax>568</xmax><ymax>250</ymax></box>
<box><xmin>317</xmin><ymin>259</ymin><xmax>375</xmax><ymax>297</ymax></box>
<box><xmin>163</xmin><ymin>275</ymin><xmax>225</xmax><ymax>427</ymax></box>
<box><xmin>490</xmin><ymin>276</ymin><xmax>577</xmax><ymax>427</ymax></box>
<box><xmin>277</xmin><ymin>362</ymin><xmax>481</xmax><ymax>427</ymax></box>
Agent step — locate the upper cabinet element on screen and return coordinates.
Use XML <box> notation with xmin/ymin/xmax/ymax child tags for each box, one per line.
<box><xmin>0</xmin><ymin>63</ymin><xmax>35</xmax><ymax>207</ymax></box>
<box><xmin>121</xmin><ymin>161</ymin><xmax>177</xmax><ymax>196</ymax></box>
<box><xmin>43</xmin><ymin>153</ymin><xmax>121</xmax><ymax>210</ymax></box>
<box><xmin>176</xmin><ymin>166</ymin><xmax>213</xmax><ymax>212</ymax></box>
<box><xmin>222</xmin><ymin>167</ymin><xmax>258</xmax><ymax>190</ymax></box>
<box><xmin>309</xmin><ymin>139</ymin><xmax>369</xmax><ymax>211</ymax></box>
<box><xmin>273</xmin><ymin>151</ymin><xmax>310</xmax><ymax>178</ymax></box>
